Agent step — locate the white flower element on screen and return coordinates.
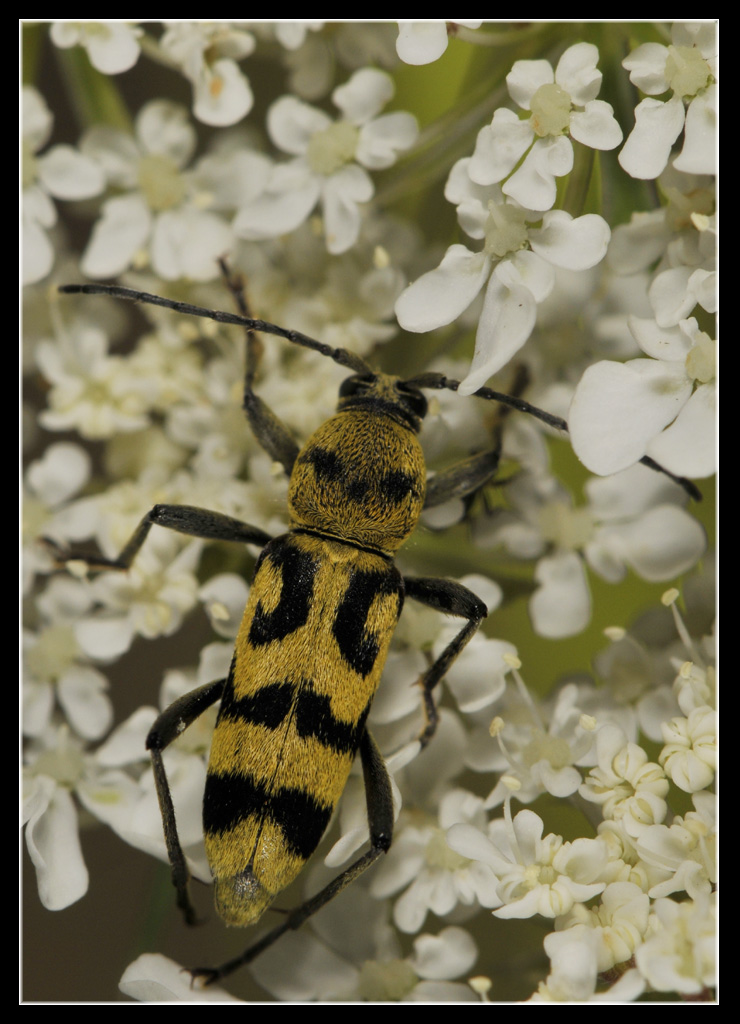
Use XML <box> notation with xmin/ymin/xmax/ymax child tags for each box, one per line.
<box><xmin>369</xmin><ymin>788</ymin><xmax>502</xmax><ymax>932</ymax></box>
<box><xmin>551</xmin><ymin>881</ymin><xmax>651</xmax><ymax>973</ymax></box>
<box><xmin>242</xmin><ymin>877</ymin><xmax>478</xmax><ymax>1003</ymax></box>
<box><xmin>22</xmin><ymin>87</ymin><xmax>105</xmax><ymax>284</ymax></box>
<box><xmin>78</xmin><ymin>100</ymin><xmax>242</xmax><ymax>280</ymax></box>
<box><xmin>50</xmin><ymin>21</ymin><xmax>142</xmax><ymax>74</ymax></box>
<box><xmin>23</xmin><ymin>577</ymin><xmax>113</xmax><ymax>741</ymax></box>
<box><xmin>569</xmin><ymin>316</ymin><xmax>716</xmax><ymax>479</ymax></box>
<box><xmin>470</xmin><ymin>43</ymin><xmax>622</xmax><ymax>210</ymax></box>
<box><xmin>592</xmin><ymin>632</ymin><xmax>677</xmax><ymax>743</ymax></box>
<box><xmin>271</xmin><ymin>21</ymin><xmax>325</xmax><ymax>51</ymax></box>
<box><xmin>595</xmin><ymin>818</ymin><xmax>652</xmax><ymax>891</ymax></box>
<box><xmin>635</xmin><ymin>793</ymin><xmax>716</xmax><ymax>899</ymax></box>
<box><xmin>119</xmin><ymin>954</ymin><xmax>242</xmax><ymax>1002</ymax></box>
<box><xmin>659</xmin><ymin>706</ymin><xmax>716</xmax><ymax>792</ymax></box>
<box><xmin>23</xmin><ymin>733</ymin><xmax>90</xmax><ymax>910</ymax></box>
<box><xmin>605</xmin><ymin>167</ymin><xmax>716</xmax><ymax>337</ymax></box>
<box><xmin>478</xmin><ymin>462</ymin><xmax>705</xmax><ymax>638</ymax></box>
<box><xmin>396</xmin><ymin>160</ymin><xmax>610</xmax><ymax>393</ymax></box>
<box><xmin>448</xmin><ymin>805</ymin><xmax>608</xmax><ymax>919</ymax></box>
<box><xmin>234</xmin><ymin>68</ymin><xmax>418</xmax><ymax>254</ymax></box>
<box><xmin>583</xmin><ymin>466</ymin><xmax>707</xmax><ymax>581</ymax></box>
<box><xmin>395</xmin><ymin>21</ymin><xmax>483</xmax><ymax>65</ymax></box>
<box><xmin>36</xmin><ymin>322</ymin><xmax>157</xmax><ymax>440</ymax></box>
<box><xmin>73</xmin><ymin>535</ymin><xmax>203</xmax><ymax>657</ymax></box>
<box><xmin>674</xmin><ymin>661</ymin><xmax>715</xmax><ymax>716</ymax></box>
<box><xmin>198</xmin><ymin>572</ymin><xmax>250</xmax><ymax>639</ymax></box>
<box><xmin>23</xmin><ymin>442</ymin><xmax>93</xmax><ymax>588</ymax></box>
<box><xmin>159</xmin><ymin>22</ymin><xmax>255</xmax><ymax>126</ymax></box>
<box><xmin>619</xmin><ymin>23</ymin><xmax>717</xmax><ymax>179</ymax></box>
<box><xmin>477</xmin><ymin>681</ymin><xmax>596</xmax><ymax>806</ymax></box>
<box><xmin>85</xmin><ymin>736</ymin><xmax>211</xmax><ymax>884</ymax></box>
<box><xmin>534</xmin><ymin>928</ymin><xmax>645</xmax><ymax>1002</ymax></box>
<box><xmin>608</xmin><ymin>165</ymin><xmax>715</xmax><ymax>272</ymax></box>
<box><xmin>634</xmin><ymin>893</ymin><xmax>716</xmax><ymax>995</ymax></box>
<box><xmin>579</xmin><ymin>725</ymin><xmax>669</xmax><ymax>836</ymax></box>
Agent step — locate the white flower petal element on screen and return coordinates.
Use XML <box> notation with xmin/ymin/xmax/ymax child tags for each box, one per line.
<box><xmin>507</xmin><ymin>59</ymin><xmax>554</xmax><ymax>109</ymax></box>
<box><xmin>469</xmin><ymin>109</ymin><xmax>533</xmax><ymax>186</ymax></box>
<box><xmin>395</xmin><ymin>245</ymin><xmax>490</xmax><ymax>333</ymax></box>
<box><xmin>458</xmin><ymin>268</ymin><xmax>537</xmax><ymax>393</ymax></box>
<box><xmin>529</xmin><ymin>210</ymin><xmax>610</xmax><ymax>271</ymax></box>
<box><xmin>120</xmin><ymin>954</ymin><xmax>242</xmax><ymax>1002</ymax></box>
<box><xmin>333</xmin><ymin>67</ymin><xmax>394</xmax><ymax>123</ymax></box>
<box><xmin>689</xmin><ymin>268</ymin><xmax>716</xmax><ymax>315</ymax></box>
<box><xmin>503</xmin><ymin>136</ymin><xmax>573</xmax><ymax>212</ymax></box>
<box><xmin>75</xmin><ymin>613</ymin><xmax>135</xmax><ymax>661</ymax></box>
<box><xmin>268</xmin><ymin>95</ymin><xmax>330</xmax><ymax>155</ymax></box>
<box><xmin>673</xmin><ymin>86</ymin><xmax>717</xmax><ymax>175</ymax></box>
<box><xmin>396</xmin><ymin>22</ymin><xmax>450</xmax><ymax>65</ymax></box>
<box><xmin>135</xmin><ymin>100</ymin><xmax>196</xmax><ymax>166</ymax></box>
<box><xmin>649</xmin><ymin>266</ymin><xmax>696</xmax><ymax>328</ymax></box>
<box><xmin>192</xmin><ymin>58</ymin><xmax>253</xmax><ymax>127</ymax></box>
<box><xmin>446</xmin><ymin>823</ymin><xmax>498</xmax><ymax>866</ymax></box>
<box><xmin>444</xmin><ymin>636</ymin><xmax>512</xmax><ymax>711</ymax></box>
<box><xmin>555</xmin><ymin>42</ymin><xmax>602</xmax><ymax>104</ymax></box>
<box><xmin>150</xmin><ymin>208</ymin><xmax>233</xmax><ymax>281</ymax></box>
<box><xmin>80</xmin><ymin>193</ymin><xmax>151</xmax><ymax>279</ymax></box>
<box><xmin>598</xmin><ymin>505</ymin><xmax>706</xmax><ymax>582</ymax></box>
<box><xmin>646</xmin><ymin>382</ymin><xmax>716</xmax><ymax>478</ymax></box>
<box><xmin>506</xmin><ymin>248</ymin><xmax>555</xmax><ymax>302</ymax></box>
<box><xmin>618</xmin><ymin>95</ymin><xmax>686</xmax><ymax>180</ymax></box>
<box><xmin>607</xmin><ymin>210</ymin><xmax>670</xmax><ymax>275</ymax></box>
<box><xmin>79</xmin><ymin>23</ymin><xmax>141</xmax><ymax>74</ymax></box>
<box><xmin>444</xmin><ymin>156</ymin><xmax>485</xmax><ymax>206</ymax></box>
<box><xmin>622</xmin><ymin>42</ymin><xmax>670</xmax><ymax>95</ymax></box>
<box><xmin>37</xmin><ymin>145</ymin><xmax>105</xmax><ymax>200</ymax></box>
<box><xmin>569</xmin><ymin>99</ymin><xmax>623</xmax><ymax>150</ymax></box>
<box><xmin>94</xmin><ymin>706</ymin><xmax>157</xmax><ymax>767</ymax></box>
<box><xmin>25</xmin><ymin>778</ymin><xmax>88</xmax><ymax>910</ymax></box>
<box><xmin>569</xmin><ymin>359</ymin><xmax>693</xmax><ymax>475</ymax></box>
<box><xmin>356</xmin><ymin>111</ymin><xmax>418</xmax><ymax>170</ymax></box>
<box><xmin>322</xmin><ymin>164</ymin><xmax>373</xmax><ymax>254</ymax></box>
<box><xmin>58</xmin><ymin>667</ymin><xmax>113</xmax><ymax>740</ymax></box>
<box><xmin>530</xmin><ymin>550</ymin><xmax>591</xmax><ymax>638</ymax></box>
<box><xmin>411</xmin><ymin>927</ymin><xmax>478</xmax><ymax>980</ymax></box>
<box><xmin>79</xmin><ymin>125</ymin><xmax>140</xmax><ymax>187</ymax></box>
<box><xmin>233</xmin><ymin>160</ymin><xmax>321</xmax><ymax>239</ymax></box>
<box><xmin>628</xmin><ymin>316</ymin><xmax>693</xmax><ymax>361</ymax></box>
<box><xmin>27</xmin><ymin>442</ymin><xmax>91</xmax><ymax>506</ymax></box>
<box><xmin>23</xmin><ymin>85</ymin><xmax>53</xmax><ymax>151</ymax></box>
<box><xmin>23</xmin><ymin>209</ymin><xmax>54</xmax><ymax>285</ymax></box>
<box><xmin>586</xmin><ymin>462</ymin><xmax>689</xmax><ymax>520</ymax></box>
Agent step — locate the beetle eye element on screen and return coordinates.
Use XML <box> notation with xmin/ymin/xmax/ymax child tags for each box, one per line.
<box><xmin>339</xmin><ymin>375</ymin><xmax>372</xmax><ymax>397</ymax></box>
<box><xmin>397</xmin><ymin>384</ymin><xmax>427</xmax><ymax>420</ymax></box>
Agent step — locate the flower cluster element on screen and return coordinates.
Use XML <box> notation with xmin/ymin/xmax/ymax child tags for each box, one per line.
<box><xmin>23</xmin><ymin>21</ymin><xmax>715</xmax><ymax>1004</ymax></box>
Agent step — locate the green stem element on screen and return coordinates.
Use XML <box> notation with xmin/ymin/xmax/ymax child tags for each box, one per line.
<box><xmin>55</xmin><ymin>45</ymin><xmax>133</xmax><ymax>132</ymax></box>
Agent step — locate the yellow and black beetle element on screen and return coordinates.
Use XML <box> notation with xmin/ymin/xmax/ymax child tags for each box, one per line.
<box><xmin>50</xmin><ymin>274</ymin><xmax>699</xmax><ymax>984</ymax></box>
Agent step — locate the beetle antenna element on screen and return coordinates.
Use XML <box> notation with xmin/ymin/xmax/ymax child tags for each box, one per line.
<box><xmin>405</xmin><ymin>371</ymin><xmax>702</xmax><ymax>502</ymax></box>
<box><xmin>58</xmin><ymin>283</ymin><xmax>373</xmax><ymax>376</ymax></box>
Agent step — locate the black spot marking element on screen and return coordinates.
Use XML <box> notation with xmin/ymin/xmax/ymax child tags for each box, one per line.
<box><xmin>332</xmin><ymin>568</ymin><xmax>402</xmax><ymax>677</ymax></box>
<box><xmin>249</xmin><ymin>539</ymin><xmax>317</xmax><ymax>646</ymax></box>
<box><xmin>300</xmin><ymin>446</ymin><xmax>343</xmax><ymax>482</ymax></box>
<box><xmin>294</xmin><ymin>687</ymin><xmax>370</xmax><ymax>754</ymax></box>
<box><xmin>380</xmin><ymin>469</ymin><xmax>417</xmax><ymax>503</ymax></box>
<box><xmin>345</xmin><ymin>476</ymin><xmax>370</xmax><ymax>502</ymax></box>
